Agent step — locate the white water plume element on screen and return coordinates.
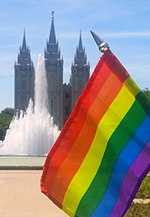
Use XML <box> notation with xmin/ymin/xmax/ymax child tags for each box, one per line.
<box><xmin>0</xmin><ymin>55</ymin><xmax>59</xmax><ymax>155</ymax></box>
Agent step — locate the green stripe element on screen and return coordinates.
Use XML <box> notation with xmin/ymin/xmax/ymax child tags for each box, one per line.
<box><xmin>75</xmin><ymin>99</ymin><xmax>146</xmax><ymax>217</ymax></box>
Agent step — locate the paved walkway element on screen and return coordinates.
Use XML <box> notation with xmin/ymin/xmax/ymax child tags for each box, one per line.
<box><xmin>0</xmin><ymin>170</ymin><xmax>68</xmax><ymax>217</ymax></box>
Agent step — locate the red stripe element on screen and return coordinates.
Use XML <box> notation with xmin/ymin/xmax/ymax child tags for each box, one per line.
<box><xmin>104</xmin><ymin>50</ymin><xmax>129</xmax><ymax>82</ymax></box>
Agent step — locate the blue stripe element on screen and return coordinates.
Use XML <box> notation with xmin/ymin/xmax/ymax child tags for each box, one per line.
<box><xmin>92</xmin><ymin>116</ymin><xmax>150</xmax><ymax>217</ymax></box>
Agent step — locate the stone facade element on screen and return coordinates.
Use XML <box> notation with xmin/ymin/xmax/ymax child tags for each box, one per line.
<box><xmin>15</xmin><ymin>14</ymin><xmax>90</xmax><ymax>129</ymax></box>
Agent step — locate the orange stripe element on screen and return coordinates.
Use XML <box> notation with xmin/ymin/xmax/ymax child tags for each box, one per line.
<box><xmin>49</xmin><ymin>70</ymin><xmax>123</xmax><ymax>206</ymax></box>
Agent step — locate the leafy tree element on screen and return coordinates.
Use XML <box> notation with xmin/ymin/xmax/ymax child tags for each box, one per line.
<box><xmin>143</xmin><ymin>88</ymin><xmax>150</xmax><ymax>101</ymax></box>
<box><xmin>0</xmin><ymin>108</ymin><xmax>14</xmax><ymax>141</ymax></box>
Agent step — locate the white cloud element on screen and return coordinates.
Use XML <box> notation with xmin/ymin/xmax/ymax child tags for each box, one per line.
<box><xmin>101</xmin><ymin>32</ymin><xmax>150</xmax><ymax>38</ymax></box>
<box><xmin>54</xmin><ymin>31</ymin><xmax>150</xmax><ymax>40</ymax></box>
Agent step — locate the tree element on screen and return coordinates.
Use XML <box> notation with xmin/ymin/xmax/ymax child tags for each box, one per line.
<box><xmin>0</xmin><ymin>108</ymin><xmax>14</xmax><ymax>141</ymax></box>
<box><xmin>143</xmin><ymin>88</ymin><xmax>150</xmax><ymax>101</ymax></box>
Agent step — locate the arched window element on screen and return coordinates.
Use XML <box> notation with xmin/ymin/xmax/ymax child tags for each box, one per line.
<box><xmin>20</xmin><ymin>94</ymin><xmax>26</xmax><ymax>108</ymax></box>
<box><xmin>79</xmin><ymin>81</ymin><xmax>83</xmax><ymax>90</ymax></box>
<box><xmin>65</xmin><ymin>94</ymin><xmax>69</xmax><ymax>99</ymax></box>
<box><xmin>21</xmin><ymin>80</ymin><xmax>27</xmax><ymax>90</ymax></box>
<box><xmin>50</xmin><ymin>97</ymin><xmax>54</xmax><ymax>117</ymax></box>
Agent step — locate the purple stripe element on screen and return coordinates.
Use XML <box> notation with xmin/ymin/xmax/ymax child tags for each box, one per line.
<box><xmin>110</xmin><ymin>141</ymin><xmax>150</xmax><ymax>217</ymax></box>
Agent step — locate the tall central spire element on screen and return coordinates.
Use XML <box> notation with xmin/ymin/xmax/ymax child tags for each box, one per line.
<box><xmin>78</xmin><ymin>31</ymin><xmax>83</xmax><ymax>51</ymax></box>
<box><xmin>49</xmin><ymin>9</ymin><xmax>56</xmax><ymax>44</ymax></box>
<box><xmin>22</xmin><ymin>30</ymin><xmax>27</xmax><ymax>50</ymax></box>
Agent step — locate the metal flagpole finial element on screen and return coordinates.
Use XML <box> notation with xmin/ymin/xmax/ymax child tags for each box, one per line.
<box><xmin>90</xmin><ymin>30</ymin><xmax>110</xmax><ymax>53</ymax></box>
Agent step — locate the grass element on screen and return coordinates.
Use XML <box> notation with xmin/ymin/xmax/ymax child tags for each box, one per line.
<box><xmin>125</xmin><ymin>204</ymin><xmax>150</xmax><ymax>217</ymax></box>
<box><xmin>125</xmin><ymin>173</ymin><xmax>150</xmax><ymax>217</ymax></box>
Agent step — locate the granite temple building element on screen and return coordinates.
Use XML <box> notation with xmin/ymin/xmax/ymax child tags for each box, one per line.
<box><xmin>14</xmin><ymin>13</ymin><xmax>90</xmax><ymax>129</ymax></box>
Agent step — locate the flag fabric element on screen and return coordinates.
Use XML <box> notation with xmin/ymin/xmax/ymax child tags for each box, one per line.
<box><xmin>40</xmin><ymin>49</ymin><xmax>150</xmax><ymax>217</ymax></box>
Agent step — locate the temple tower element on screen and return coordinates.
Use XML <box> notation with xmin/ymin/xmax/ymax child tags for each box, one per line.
<box><xmin>14</xmin><ymin>31</ymin><xmax>35</xmax><ymax>112</ymax></box>
<box><xmin>70</xmin><ymin>32</ymin><xmax>90</xmax><ymax>109</ymax></box>
<box><xmin>44</xmin><ymin>10</ymin><xmax>63</xmax><ymax>128</ymax></box>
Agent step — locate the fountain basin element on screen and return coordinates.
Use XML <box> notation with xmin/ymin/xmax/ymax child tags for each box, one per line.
<box><xmin>0</xmin><ymin>156</ymin><xmax>46</xmax><ymax>170</ymax></box>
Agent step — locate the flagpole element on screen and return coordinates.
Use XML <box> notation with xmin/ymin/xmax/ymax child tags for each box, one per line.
<box><xmin>90</xmin><ymin>30</ymin><xmax>109</xmax><ymax>53</ymax></box>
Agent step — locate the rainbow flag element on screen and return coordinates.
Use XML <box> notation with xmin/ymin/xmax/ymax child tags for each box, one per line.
<box><xmin>41</xmin><ymin>50</ymin><xmax>150</xmax><ymax>217</ymax></box>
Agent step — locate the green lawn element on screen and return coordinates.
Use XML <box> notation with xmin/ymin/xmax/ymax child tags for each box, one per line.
<box><xmin>125</xmin><ymin>174</ymin><xmax>150</xmax><ymax>217</ymax></box>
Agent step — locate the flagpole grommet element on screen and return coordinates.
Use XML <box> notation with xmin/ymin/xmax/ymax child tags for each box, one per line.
<box><xmin>99</xmin><ymin>42</ymin><xmax>110</xmax><ymax>53</ymax></box>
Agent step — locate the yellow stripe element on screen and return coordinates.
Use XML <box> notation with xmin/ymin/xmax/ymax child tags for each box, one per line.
<box><xmin>62</xmin><ymin>83</ymin><xmax>138</xmax><ymax>216</ymax></box>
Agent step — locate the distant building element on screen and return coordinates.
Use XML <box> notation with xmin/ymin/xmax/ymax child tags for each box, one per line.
<box><xmin>14</xmin><ymin>31</ymin><xmax>35</xmax><ymax>112</ymax></box>
<box><xmin>14</xmin><ymin>12</ymin><xmax>90</xmax><ymax>129</ymax></box>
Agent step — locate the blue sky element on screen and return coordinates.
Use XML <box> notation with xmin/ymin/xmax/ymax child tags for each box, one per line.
<box><xmin>0</xmin><ymin>0</ymin><xmax>150</xmax><ymax>112</ymax></box>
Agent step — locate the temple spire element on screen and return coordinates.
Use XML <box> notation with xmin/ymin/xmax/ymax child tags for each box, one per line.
<box><xmin>22</xmin><ymin>30</ymin><xmax>27</xmax><ymax>50</ymax></box>
<box><xmin>78</xmin><ymin>31</ymin><xmax>83</xmax><ymax>51</ymax></box>
<box><xmin>49</xmin><ymin>9</ymin><xmax>56</xmax><ymax>44</ymax></box>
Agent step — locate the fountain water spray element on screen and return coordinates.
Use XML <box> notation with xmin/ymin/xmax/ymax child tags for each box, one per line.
<box><xmin>0</xmin><ymin>55</ymin><xmax>60</xmax><ymax>155</ymax></box>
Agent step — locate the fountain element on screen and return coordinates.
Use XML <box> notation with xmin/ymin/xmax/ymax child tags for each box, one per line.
<box><xmin>0</xmin><ymin>55</ymin><xmax>60</xmax><ymax>156</ymax></box>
